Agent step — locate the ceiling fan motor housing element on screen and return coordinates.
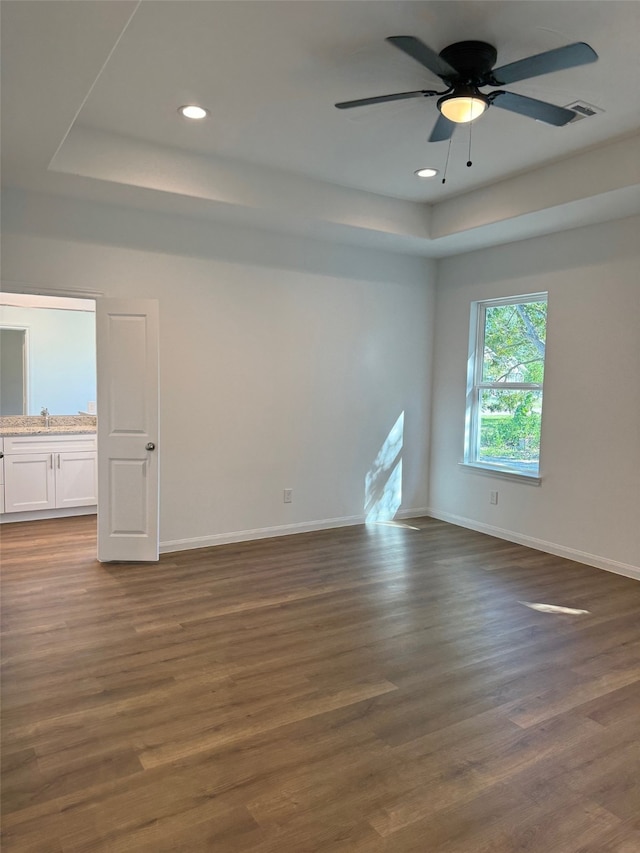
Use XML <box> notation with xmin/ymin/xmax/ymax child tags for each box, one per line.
<box><xmin>439</xmin><ymin>41</ymin><xmax>498</xmax><ymax>84</ymax></box>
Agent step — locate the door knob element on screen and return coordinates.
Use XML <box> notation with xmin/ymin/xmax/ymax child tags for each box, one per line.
<box><xmin>145</xmin><ymin>442</ymin><xmax>156</xmax><ymax>451</ymax></box>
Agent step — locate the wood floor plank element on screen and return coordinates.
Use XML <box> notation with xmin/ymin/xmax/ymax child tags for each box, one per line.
<box><xmin>2</xmin><ymin>514</ymin><xmax>639</xmax><ymax>852</ymax></box>
<box><xmin>139</xmin><ymin>678</ymin><xmax>398</xmax><ymax>769</ymax></box>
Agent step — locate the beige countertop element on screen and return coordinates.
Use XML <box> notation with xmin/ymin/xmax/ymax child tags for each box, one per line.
<box><xmin>0</xmin><ymin>415</ymin><xmax>97</xmax><ymax>437</ymax></box>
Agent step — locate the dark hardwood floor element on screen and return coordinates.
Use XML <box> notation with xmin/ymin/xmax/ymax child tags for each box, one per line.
<box><xmin>1</xmin><ymin>514</ymin><xmax>639</xmax><ymax>852</ymax></box>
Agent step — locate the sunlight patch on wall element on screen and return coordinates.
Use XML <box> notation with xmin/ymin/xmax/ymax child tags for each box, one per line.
<box><xmin>365</xmin><ymin>411</ymin><xmax>404</xmax><ymax>523</ymax></box>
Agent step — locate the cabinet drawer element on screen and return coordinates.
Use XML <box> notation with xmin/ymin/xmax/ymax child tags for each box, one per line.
<box><xmin>4</xmin><ymin>434</ymin><xmax>96</xmax><ymax>455</ymax></box>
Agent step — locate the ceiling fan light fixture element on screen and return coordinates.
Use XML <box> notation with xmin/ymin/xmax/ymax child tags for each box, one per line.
<box><xmin>414</xmin><ymin>167</ymin><xmax>439</xmax><ymax>178</ymax></box>
<box><xmin>438</xmin><ymin>89</ymin><xmax>488</xmax><ymax>124</ymax></box>
<box><xmin>178</xmin><ymin>105</ymin><xmax>209</xmax><ymax>120</ymax></box>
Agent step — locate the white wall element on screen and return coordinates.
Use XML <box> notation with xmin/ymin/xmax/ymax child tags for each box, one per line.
<box><xmin>429</xmin><ymin>216</ymin><xmax>640</xmax><ymax>575</ymax></box>
<box><xmin>1</xmin><ymin>190</ymin><xmax>435</xmax><ymax>548</ymax></box>
<box><xmin>0</xmin><ymin>304</ymin><xmax>96</xmax><ymax>415</ymax></box>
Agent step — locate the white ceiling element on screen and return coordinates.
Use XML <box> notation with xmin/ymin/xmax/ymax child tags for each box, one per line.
<box><xmin>2</xmin><ymin>0</ymin><xmax>639</xmax><ymax>257</ymax></box>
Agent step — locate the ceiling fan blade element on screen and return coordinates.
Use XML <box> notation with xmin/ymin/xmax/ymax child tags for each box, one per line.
<box><xmin>386</xmin><ymin>36</ymin><xmax>458</xmax><ymax>79</ymax></box>
<box><xmin>489</xmin><ymin>91</ymin><xmax>576</xmax><ymax>126</ymax></box>
<box><xmin>335</xmin><ymin>90</ymin><xmax>437</xmax><ymax>109</ymax></box>
<box><xmin>428</xmin><ymin>114</ymin><xmax>456</xmax><ymax>142</ymax></box>
<box><xmin>491</xmin><ymin>42</ymin><xmax>597</xmax><ymax>85</ymax></box>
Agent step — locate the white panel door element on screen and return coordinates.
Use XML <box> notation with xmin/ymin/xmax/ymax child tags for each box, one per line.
<box><xmin>96</xmin><ymin>299</ymin><xmax>159</xmax><ymax>561</ymax></box>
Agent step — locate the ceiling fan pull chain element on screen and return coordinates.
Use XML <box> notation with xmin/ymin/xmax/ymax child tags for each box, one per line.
<box><xmin>442</xmin><ymin>138</ymin><xmax>452</xmax><ymax>184</ymax></box>
<box><xmin>467</xmin><ymin>120</ymin><xmax>473</xmax><ymax>168</ymax></box>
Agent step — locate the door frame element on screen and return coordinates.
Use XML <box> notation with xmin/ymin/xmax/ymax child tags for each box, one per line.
<box><xmin>0</xmin><ymin>285</ymin><xmax>160</xmax><ymax>561</ymax></box>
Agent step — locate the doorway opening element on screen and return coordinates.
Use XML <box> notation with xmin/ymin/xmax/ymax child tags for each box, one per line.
<box><xmin>0</xmin><ymin>291</ymin><xmax>98</xmax><ymax>531</ymax></box>
<box><xmin>2</xmin><ymin>292</ymin><xmax>160</xmax><ymax>562</ymax></box>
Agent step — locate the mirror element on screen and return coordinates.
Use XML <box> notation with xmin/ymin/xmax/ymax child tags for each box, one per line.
<box><xmin>0</xmin><ymin>293</ymin><xmax>96</xmax><ymax>416</ymax></box>
<box><xmin>0</xmin><ymin>328</ymin><xmax>27</xmax><ymax>415</ymax></box>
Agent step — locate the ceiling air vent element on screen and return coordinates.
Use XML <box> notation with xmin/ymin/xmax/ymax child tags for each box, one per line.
<box><xmin>564</xmin><ymin>100</ymin><xmax>605</xmax><ymax>122</ymax></box>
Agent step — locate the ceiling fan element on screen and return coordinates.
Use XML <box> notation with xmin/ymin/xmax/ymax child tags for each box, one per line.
<box><xmin>335</xmin><ymin>36</ymin><xmax>598</xmax><ymax>141</ymax></box>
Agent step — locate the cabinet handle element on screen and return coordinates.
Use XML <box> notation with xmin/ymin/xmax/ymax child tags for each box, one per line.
<box><xmin>50</xmin><ymin>453</ymin><xmax>54</xmax><ymax>468</ymax></box>
<box><xmin>57</xmin><ymin>454</ymin><xmax>61</xmax><ymax>469</ymax></box>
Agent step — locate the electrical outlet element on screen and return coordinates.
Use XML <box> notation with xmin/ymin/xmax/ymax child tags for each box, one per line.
<box><xmin>490</xmin><ymin>491</ymin><xmax>498</xmax><ymax>505</ymax></box>
<box><xmin>283</xmin><ymin>489</ymin><xmax>293</xmax><ymax>504</ymax></box>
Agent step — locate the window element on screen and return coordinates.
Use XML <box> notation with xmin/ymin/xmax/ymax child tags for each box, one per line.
<box><xmin>464</xmin><ymin>293</ymin><xmax>547</xmax><ymax>480</ymax></box>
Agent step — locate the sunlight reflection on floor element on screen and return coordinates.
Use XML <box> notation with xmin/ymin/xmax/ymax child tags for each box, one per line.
<box><xmin>519</xmin><ymin>601</ymin><xmax>590</xmax><ymax>615</ymax></box>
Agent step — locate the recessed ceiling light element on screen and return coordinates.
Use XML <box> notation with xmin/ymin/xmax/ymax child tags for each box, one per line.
<box><xmin>414</xmin><ymin>168</ymin><xmax>439</xmax><ymax>178</ymax></box>
<box><xmin>178</xmin><ymin>105</ymin><xmax>208</xmax><ymax>120</ymax></box>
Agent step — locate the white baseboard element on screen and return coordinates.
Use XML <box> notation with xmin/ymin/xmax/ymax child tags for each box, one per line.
<box><xmin>0</xmin><ymin>506</ymin><xmax>97</xmax><ymax>524</ymax></box>
<box><xmin>397</xmin><ymin>507</ymin><xmax>431</xmax><ymax>519</ymax></box>
<box><xmin>159</xmin><ymin>507</ymin><xmax>432</xmax><ymax>555</ymax></box>
<box><xmin>425</xmin><ymin>508</ymin><xmax>640</xmax><ymax>582</ymax></box>
<box><xmin>160</xmin><ymin>514</ymin><xmax>364</xmax><ymax>554</ymax></box>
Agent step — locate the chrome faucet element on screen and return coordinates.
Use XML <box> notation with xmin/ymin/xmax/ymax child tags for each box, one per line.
<box><xmin>41</xmin><ymin>407</ymin><xmax>50</xmax><ymax>428</ymax></box>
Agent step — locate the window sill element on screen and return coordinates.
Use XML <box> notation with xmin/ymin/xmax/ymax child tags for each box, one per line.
<box><xmin>459</xmin><ymin>461</ymin><xmax>541</xmax><ymax>485</ymax></box>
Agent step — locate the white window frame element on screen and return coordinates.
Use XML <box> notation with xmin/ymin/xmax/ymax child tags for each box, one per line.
<box><xmin>462</xmin><ymin>292</ymin><xmax>547</xmax><ymax>483</ymax></box>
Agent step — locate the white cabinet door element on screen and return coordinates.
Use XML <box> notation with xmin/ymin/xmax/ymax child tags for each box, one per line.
<box><xmin>0</xmin><ymin>438</ymin><xmax>4</xmax><ymax>514</ymax></box>
<box><xmin>4</xmin><ymin>453</ymin><xmax>56</xmax><ymax>512</ymax></box>
<box><xmin>97</xmin><ymin>299</ymin><xmax>159</xmax><ymax>562</ymax></box>
<box><xmin>56</xmin><ymin>451</ymin><xmax>98</xmax><ymax>508</ymax></box>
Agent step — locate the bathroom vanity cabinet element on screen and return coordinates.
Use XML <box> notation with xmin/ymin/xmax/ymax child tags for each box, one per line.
<box><xmin>3</xmin><ymin>434</ymin><xmax>97</xmax><ymax>513</ymax></box>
